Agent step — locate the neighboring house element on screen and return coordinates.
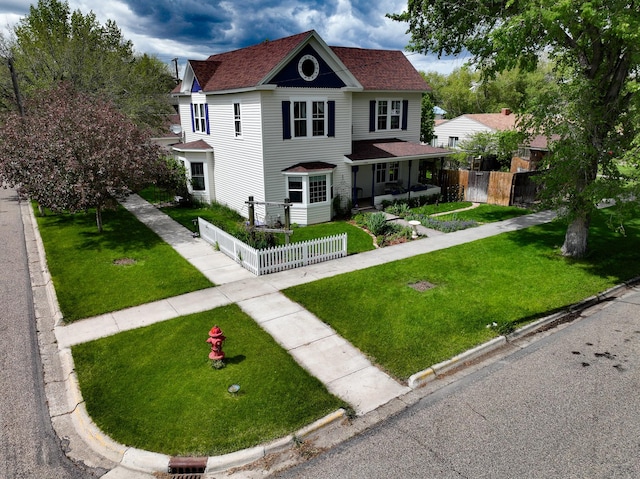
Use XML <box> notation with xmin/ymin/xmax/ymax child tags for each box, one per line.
<box><xmin>432</xmin><ymin>108</ymin><xmax>516</xmax><ymax>149</ymax></box>
<box><xmin>511</xmin><ymin>134</ymin><xmax>553</xmax><ymax>172</ymax></box>
<box><xmin>432</xmin><ymin>109</ymin><xmax>553</xmax><ymax>172</ymax></box>
<box><xmin>171</xmin><ymin>30</ymin><xmax>452</xmax><ymax>226</ymax></box>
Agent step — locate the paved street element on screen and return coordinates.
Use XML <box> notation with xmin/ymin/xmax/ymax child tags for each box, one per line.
<box><xmin>0</xmin><ymin>187</ymin><xmax>100</xmax><ymax>479</ymax></box>
<box><xmin>272</xmin><ymin>289</ymin><xmax>640</xmax><ymax>478</ymax></box>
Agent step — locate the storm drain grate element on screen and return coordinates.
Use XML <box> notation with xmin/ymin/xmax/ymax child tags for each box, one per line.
<box><xmin>168</xmin><ymin>457</ymin><xmax>207</xmax><ymax>478</ymax></box>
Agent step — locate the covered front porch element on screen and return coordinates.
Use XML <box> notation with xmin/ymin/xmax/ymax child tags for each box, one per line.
<box><xmin>345</xmin><ymin>139</ymin><xmax>453</xmax><ymax>209</ymax></box>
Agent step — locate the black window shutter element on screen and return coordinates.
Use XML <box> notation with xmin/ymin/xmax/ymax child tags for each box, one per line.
<box><xmin>190</xmin><ymin>104</ymin><xmax>195</xmax><ymax>132</ymax></box>
<box><xmin>205</xmin><ymin>104</ymin><xmax>210</xmax><ymax>134</ymax></box>
<box><xmin>402</xmin><ymin>100</ymin><xmax>409</xmax><ymax>130</ymax></box>
<box><xmin>328</xmin><ymin>101</ymin><xmax>335</xmax><ymax>137</ymax></box>
<box><xmin>369</xmin><ymin>100</ymin><xmax>376</xmax><ymax>132</ymax></box>
<box><xmin>282</xmin><ymin>101</ymin><xmax>291</xmax><ymax>140</ymax></box>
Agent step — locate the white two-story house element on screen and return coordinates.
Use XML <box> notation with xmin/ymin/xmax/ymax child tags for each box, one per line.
<box><xmin>171</xmin><ymin>30</ymin><xmax>452</xmax><ymax>225</ymax></box>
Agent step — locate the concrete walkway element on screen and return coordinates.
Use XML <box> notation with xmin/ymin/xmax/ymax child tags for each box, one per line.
<box><xmin>48</xmin><ymin>195</ymin><xmax>561</xmax><ymax>476</ymax></box>
<box><xmin>55</xmin><ymin>195</ymin><xmax>557</xmax><ymax>415</ymax></box>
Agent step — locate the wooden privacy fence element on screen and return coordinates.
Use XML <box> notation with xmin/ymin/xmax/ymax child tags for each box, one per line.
<box><xmin>442</xmin><ymin>169</ymin><xmax>539</xmax><ymax>206</ymax></box>
<box><xmin>198</xmin><ymin>218</ymin><xmax>347</xmax><ymax>276</ymax></box>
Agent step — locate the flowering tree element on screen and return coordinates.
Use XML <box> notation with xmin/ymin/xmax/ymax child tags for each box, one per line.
<box><xmin>0</xmin><ymin>83</ymin><xmax>167</xmax><ymax>231</ymax></box>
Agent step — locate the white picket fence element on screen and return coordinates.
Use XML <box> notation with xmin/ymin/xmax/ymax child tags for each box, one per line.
<box><xmin>197</xmin><ymin>218</ymin><xmax>347</xmax><ymax>276</ymax></box>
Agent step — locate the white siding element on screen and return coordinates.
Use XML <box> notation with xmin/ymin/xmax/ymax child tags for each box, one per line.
<box><xmin>352</xmin><ymin>92</ymin><xmax>422</xmax><ymax>142</ymax></box>
<box><xmin>206</xmin><ymin>92</ymin><xmax>266</xmax><ymax>220</ymax></box>
<box><xmin>433</xmin><ymin>116</ymin><xmax>494</xmax><ymax>148</ymax></box>
<box><xmin>261</xmin><ymin>88</ymin><xmax>352</xmax><ymax>224</ymax></box>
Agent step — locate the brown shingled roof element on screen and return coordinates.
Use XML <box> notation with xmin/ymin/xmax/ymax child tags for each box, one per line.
<box><xmin>282</xmin><ymin>161</ymin><xmax>337</xmax><ymax>173</ymax></box>
<box><xmin>347</xmin><ymin>139</ymin><xmax>450</xmax><ymax>161</ymax></box>
<box><xmin>182</xmin><ymin>30</ymin><xmax>428</xmax><ymax>94</ymax></box>
<box><xmin>172</xmin><ymin>139</ymin><xmax>213</xmax><ymax>151</ymax></box>
<box><xmin>331</xmin><ymin>47</ymin><xmax>429</xmax><ymax>91</ymax></box>
<box><xmin>465</xmin><ymin>111</ymin><xmax>517</xmax><ymax>131</ymax></box>
<box><xmin>197</xmin><ymin>31</ymin><xmax>313</xmax><ymax>91</ymax></box>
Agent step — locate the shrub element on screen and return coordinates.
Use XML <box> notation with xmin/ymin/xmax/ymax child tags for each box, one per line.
<box><xmin>365</xmin><ymin>212</ymin><xmax>389</xmax><ymax>236</ymax></box>
<box><xmin>406</xmin><ymin>213</ymin><xmax>478</xmax><ymax>233</ymax></box>
<box><xmin>385</xmin><ymin>202</ymin><xmax>411</xmax><ymax>217</ymax></box>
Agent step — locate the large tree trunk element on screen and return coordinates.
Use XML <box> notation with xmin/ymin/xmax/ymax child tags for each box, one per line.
<box><xmin>561</xmin><ymin>212</ymin><xmax>590</xmax><ymax>257</ymax></box>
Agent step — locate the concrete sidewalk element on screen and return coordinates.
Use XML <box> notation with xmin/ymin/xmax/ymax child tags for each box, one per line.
<box><xmin>47</xmin><ymin>195</ymin><xmax>560</xmax><ymax>477</ymax></box>
<box><xmin>55</xmin><ymin>196</ymin><xmax>558</xmax><ymax>412</ymax></box>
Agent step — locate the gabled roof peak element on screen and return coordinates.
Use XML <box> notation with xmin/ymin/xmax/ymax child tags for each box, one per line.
<box><xmin>178</xmin><ymin>30</ymin><xmax>427</xmax><ymax>94</ymax></box>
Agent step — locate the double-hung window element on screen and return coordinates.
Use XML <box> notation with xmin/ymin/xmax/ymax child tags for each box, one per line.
<box><xmin>233</xmin><ymin>103</ymin><xmax>242</xmax><ymax>137</ymax></box>
<box><xmin>288</xmin><ymin>177</ymin><xmax>303</xmax><ymax>203</ymax></box>
<box><xmin>375</xmin><ymin>163</ymin><xmax>387</xmax><ymax>183</ymax></box>
<box><xmin>191</xmin><ymin>162</ymin><xmax>205</xmax><ymax>191</ymax></box>
<box><xmin>448</xmin><ymin>136</ymin><xmax>459</xmax><ymax>148</ymax></box>
<box><xmin>193</xmin><ymin>104</ymin><xmax>207</xmax><ymax>133</ymax></box>
<box><xmin>293</xmin><ymin>101</ymin><xmax>308</xmax><ymax>137</ymax></box>
<box><xmin>388</xmin><ymin>162</ymin><xmax>400</xmax><ymax>182</ymax></box>
<box><xmin>312</xmin><ymin>101</ymin><xmax>325</xmax><ymax>136</ymax></box>
<box><xmin>371</xmin><ymin>99</ymin><xmax>407</xmax><ymax>132</ymax></box>
<box><xmin>377</xmin><ymin>100</ymin><xmax>402</xmax><ymax>131</ymax></box>
<box><xmin>293</xmin><ymin>99</ymin><xmax>327</xmax><ymax>138</ymax></box>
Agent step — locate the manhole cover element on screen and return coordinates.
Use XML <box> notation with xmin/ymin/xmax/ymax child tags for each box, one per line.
<box><xmin>113</xmin><ymin>257</ymin><xmax>136</xmax><ymax>265</ymax></box>
<box><xmin>409</xmin><ymin>281</ymin><xmax>435</xmax><ymax>292</ymax></box>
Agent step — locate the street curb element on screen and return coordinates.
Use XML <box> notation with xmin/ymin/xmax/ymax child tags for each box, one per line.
<box><xmin>408</xmin><ymin>337</ymin><xmax>507</xmax><ymax>389</ymax></box>
<box><xmin>24</xmin><ymin>193</ymin><xmax>640</xmax><ymax>476</ymax></box>
<box><xmin>408</xmin><ymin>276</ymin><xmax>640</xmax><ymax>390</ymax></box>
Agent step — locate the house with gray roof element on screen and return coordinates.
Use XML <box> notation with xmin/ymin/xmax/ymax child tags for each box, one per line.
<box><xmin>171</xmin><ymin>30</ymin><xmax>452</xmax><ymax>225</ymax></box>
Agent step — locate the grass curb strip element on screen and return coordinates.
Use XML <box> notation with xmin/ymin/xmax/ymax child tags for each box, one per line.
<box><xmin>408</xmin><ymin>276</ymin><xmax>640</xmax><ymax>390</ymax></box>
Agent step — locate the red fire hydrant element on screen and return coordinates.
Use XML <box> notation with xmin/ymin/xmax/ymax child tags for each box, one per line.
<box><xmin>206</xmin><ymin>326</ymin><xmax>226</xmax><ymax>361</ymax></box>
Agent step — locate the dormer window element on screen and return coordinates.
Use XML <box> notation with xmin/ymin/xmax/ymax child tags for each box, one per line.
<box><xmin>298</xmin><ymin>54</ymin><xmax>320</xmax><ymax>81</ymax></box>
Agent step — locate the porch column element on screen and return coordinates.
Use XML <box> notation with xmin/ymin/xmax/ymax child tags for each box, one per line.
<box><xmin>371</xmin><ymin>164</ymin><xmax>375</xmax><ymax>206</ymax></box>
<box><xmin>407</xmin><ymin>159</ymin><xmax>412</xmax><ymax>202</ymax></box>
<box><xmin>351</xmin><ymin>165</ymin><xmax>359</xmax><ymax>208</ymax></box>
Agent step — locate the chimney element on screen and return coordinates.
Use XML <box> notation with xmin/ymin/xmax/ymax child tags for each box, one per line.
<box><xmin>501</xmin><ymin>108</ymin><xmax>512</xmax><ymax>116</ymax></box>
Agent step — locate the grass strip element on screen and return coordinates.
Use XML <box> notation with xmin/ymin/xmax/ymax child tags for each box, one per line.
<box><xmin>433</xmin><ymin>204</ymin><xmax>532</xmax><ymax>223</ymax></box>
<box><xmin>284</xmin><ymin>209</ymin><xmax>640</xmax><ymax>380</ymax></box>
<box><xmin>35</xmin><ymin>206</ymin><xmax>213</xmax><ymax>322</ymax></box>
<box><xmin>73</xmin><ymin>305</ymin><xmax>344</xmax><ymax>456</ymax></box>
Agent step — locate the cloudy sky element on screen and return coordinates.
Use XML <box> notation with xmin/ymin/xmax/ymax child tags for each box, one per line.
<box><xmin>0</xmin><ymin>0</ymin><xmax>468</xmax><ymax>76</ymax></box>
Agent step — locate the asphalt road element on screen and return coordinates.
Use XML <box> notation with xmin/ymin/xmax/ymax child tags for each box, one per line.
<box><xmin>0</xmin><ymin>187</ymin><xmax>97</xmax><ymax>479</ymax></box>
<box><xmin>273</xmin><ymin>290</ymin><xmax>640</xmax><ymax>478</ymax></box>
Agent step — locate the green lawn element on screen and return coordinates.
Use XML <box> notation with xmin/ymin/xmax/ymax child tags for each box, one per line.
<box><xmin>435</xmin><ymin>204</ymin><xmax>532</xmax><ymax>223</ymax></box>
<box><xmin>277</xmin><ymin>222</ymin><xmax>375</xmax><ymax>255</ymax></box>
<box><xmin>159</xmin><ymin>202</ymin><xmax>376</xmax><ymax>254</ymax></box>
<box><xmin>72</xmin><ymin>305</ymin><xmax>344</xmax><ymax>456</ymax></box>
<box><xmin>284</xmin><ymin>208</ymin><xmax>640</xmax><ymax>380</ymax></box>
<box><xmin>35</xmin><ymin>206</ymin><xmax>213</xmax><ymax>322</ymax></box>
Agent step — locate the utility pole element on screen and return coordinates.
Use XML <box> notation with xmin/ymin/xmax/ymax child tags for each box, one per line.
<box><xmin>172</xmin><ymin>57</ymin><xmax>180</xmax><ymax>85</ymax></box>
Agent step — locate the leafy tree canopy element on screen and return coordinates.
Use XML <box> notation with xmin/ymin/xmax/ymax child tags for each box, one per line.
<box><xmin>3</xmin><ymin>0</ymin><xmax>175</xmax><ymax>130</ymax></box>
<box><xmin>421</xmin><ymin>63</ymin><xmax>554</xmax><ymax>118</ymax></box>
<box><xmin>0</xmin><ymin>83</ymin><xmax>177</xmax><ymax>231</ymax></box>
<box><xmin>391</xmin><ymin>0</ymin><xmax>640</xmax><ymax>257</ymax></box>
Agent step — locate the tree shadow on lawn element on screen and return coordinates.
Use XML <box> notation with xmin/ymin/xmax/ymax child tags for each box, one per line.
<box><xmin>503</xmin><ymin>211</ymin><xmax>640</xmax><ymax>286</ymax></box>
<box><xmin>40</xmin><ymin>206</ymin><xmax>167</xmax><ymax>254</ymax></box>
